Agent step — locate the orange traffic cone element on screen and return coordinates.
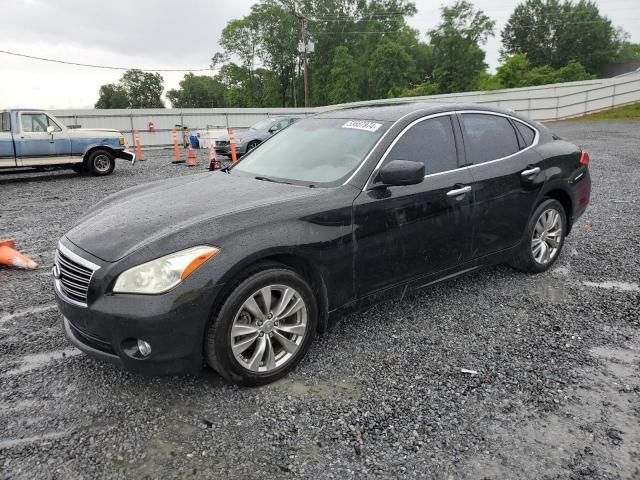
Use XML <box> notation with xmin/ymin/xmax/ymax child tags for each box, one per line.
<box><xmin>186</xmin><ymin>144</ymin><xmax>197</xmax><ymax>167</ymax></box>
<box><xmin>0</xmin><ymin>239</ymin><xmax>38</xmax><ymax>270</ymax></box>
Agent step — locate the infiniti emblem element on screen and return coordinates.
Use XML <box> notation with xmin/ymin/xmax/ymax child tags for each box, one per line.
<box><xmin>52</xmin><ymin>264</ymin><xmax>60</xmax><ymax>279</ymax></box>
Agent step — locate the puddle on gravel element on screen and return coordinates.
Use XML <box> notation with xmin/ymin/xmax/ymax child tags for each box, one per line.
<box><xmin>457</xmin><ymin>337</ymin><xmax>640</xmax><ymax>478</ymax></box>
<box><xmin>268</xmin><ymin>378</ymin><xmax>362</xmax><ymax>401</ymax></box>
<box><xmin>0</xmin><ymin>430</ymin><xmax>73</xmax><ymax>449</ymax></box>
<box><xmin>582</xmin><ymin>281</ymin><xmax>640</xmax><ymax>293</ymax></box>
<box><xmin>534</xmin><ymin>284</ymin><xmax>568</xmax><ymax>304</ymax></box>
<box><xmin>551</xmin><ymin>265</ymin><xmax>570</xmax><ymax>276</ymax></box>
<box><xmin>3</xmin><ymin>348</ymin><xmax>81</xmax><ymax>376</ymax></box>
<box><xmin>0</xmin><ymin>304</ymin><xmax>57</xmax><ymax>326</ymax></box>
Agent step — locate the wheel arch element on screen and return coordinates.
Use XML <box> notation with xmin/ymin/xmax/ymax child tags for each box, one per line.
<box><xmin>209</xmin><ymin>251</ymin><xmax>330</xmax><ymax>334</ymax></box>
<box><xmin>83</xmin><ymin>145</ymin><xmax>116</xmax><ymax>164</ymax></box>
<box><xmin>541</xmin><ymin>186</ymin><xmax>573</xmax><ymax>234</ymax></box>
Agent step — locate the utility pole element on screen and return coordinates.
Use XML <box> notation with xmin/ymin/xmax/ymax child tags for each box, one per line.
<box><xmin>297</xmin><ymin>13</ymin><xmax>310</xmax><ymax>108</ymax></box>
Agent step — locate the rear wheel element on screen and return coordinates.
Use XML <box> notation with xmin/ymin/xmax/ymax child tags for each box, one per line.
<box><xmin>205</xmin><ymin>265</ymin><xmax>317</xmax><ymax>386</ymax></box>
<box><xmin>512</xmin><ymin>198</ymin><xmax>566</xmax><ymax>273</ymax></box>
<box><xmin>87</xmin><ymin>149</ymin><xmax>115</xmax><ymax>176</ymax></box>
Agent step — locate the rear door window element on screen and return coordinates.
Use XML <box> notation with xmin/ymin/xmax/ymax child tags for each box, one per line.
<box><xmin>460</xmin><ymin>113</ymin><xmax>520</xmax><ymax>164</ymax></box>
<box><xmin>386</xmin><ymin>116</ymin><xmax>458</xmax><ymax>175</ymax></box>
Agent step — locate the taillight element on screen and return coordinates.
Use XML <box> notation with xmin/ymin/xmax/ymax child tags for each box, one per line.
<box><xmin>579</xmin><ymin>151</ymin><xmax>590</xmax><ymax>166</ymax></box>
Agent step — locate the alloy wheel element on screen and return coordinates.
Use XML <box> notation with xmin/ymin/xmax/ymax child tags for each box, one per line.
<box><xmin>230</xmin><ymin>284</ymin><xmax>308</xmax><ymax>373</ymax></box>
<box><xmin>531</xmin><ymin>208</ymin><xmax>563</xmax><ymax>265</ymax></box>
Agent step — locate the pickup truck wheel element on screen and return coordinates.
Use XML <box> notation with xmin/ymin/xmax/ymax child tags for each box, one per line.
<box><xmin>205</xmin><ymin>264</ymin><xmax>317</xmax><ymax>386</ymax></box>
<box><xmin>87</xmin><ymin>150</ymin><xmax>115</xmax><ymax>176</ymax></box>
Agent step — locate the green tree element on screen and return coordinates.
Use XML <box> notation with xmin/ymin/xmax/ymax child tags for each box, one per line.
<box><xmin>220</xmin><ymin>18</ymin><xmax>260</xmax><ymax>101</ymax></box>
<box><xmin>614</xmin><ymin>42</ymin><xmax>640</xmax><ymax>63</ymax></box>
<box><xmin>120</xmin><ymin>70</ymin><xmax>165</xmax><ymax>108</ymax></box>
<box><xmin>429</xmin><ymin>1</ymin><xmax>495</xmax><ymax>93</ymax></box>
<box><xmin>495</xmin><ymin>53</ymin><xmax>531</xmax><ymax>88</ymax></box>
<box><xmin>95</xmin><ymin>83</ymin><xmax>129</xmax><ymax>109</ymax></box>
<box><xmin>502</xmin><ymin>0</ymin><xmax>624</xmax><ymax>74</ymax></box>
<box><xmin>477</xmin><ymin>72</ymin><xmax>503</xmax><ymax>91</ymax></box>
<box><xmin>249</xmin><ymin>1</ymin><xmax>299</xmax><ymax>107</ymax></box>
<box><xmin>166</xmin><ymin>73</ymin><xmax>226</xmax><ymax>108</ymax></box>
<box><xmin>329</xmin><ymin>46</ymin><xmax>358</xmax><ymax>104</ymax></box>
<box><xmin>553</xmin><ymin>60</ymin><xmax>595</xmax><ymax>82</ymax></box>
<box><xmin>369</xmin><ymin>38</ymin><xmax>415</xmax><ymax>99</ymax></box>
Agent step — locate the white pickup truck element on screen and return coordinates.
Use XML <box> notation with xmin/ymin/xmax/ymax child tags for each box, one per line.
<box><xmin>0</xmin><ymin>109</ymin><xmax>135</xmax><ymax>176</ymax></box>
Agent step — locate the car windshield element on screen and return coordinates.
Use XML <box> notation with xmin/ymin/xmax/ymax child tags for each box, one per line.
<box><xmin>231</xmin><ymin>117</ymin><xmax>389</xmax><ymax>187</ymax></box>
<box><xmin>250</xmin><ymin>118</ymin><xmax>278</xmax><ymax>130</ymax></box>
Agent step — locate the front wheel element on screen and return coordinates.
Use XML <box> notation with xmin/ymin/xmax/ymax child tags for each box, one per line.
<box><xmin>245</xmin><ymin>140</ymin><xmax>260</xmax><ymax>154</ymax></box>
<box><xmin>512</xmin><ymin>198</ymin><xmax>566</xmax><ymax>273</ymax></box>
<box><xmin>87</xmin><ymin>149</ymin><xmax>115</xmax><ymax>176</ymax></box>
<box><xmin>205</xmin><ymin>265</ymin><xmax>317</xmax><ymax>386</ymax></box>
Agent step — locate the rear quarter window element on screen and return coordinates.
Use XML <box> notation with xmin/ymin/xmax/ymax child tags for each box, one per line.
<box><xmin>461</xmin><ymin>113</ymin><xmax>520</xmax><ymax>164</ymax></box>
<box><xmin>514</xmin><ymin>121</ymin><xmax>536</xmax><ymax>147</ymax></box>
<box><xmin>1</xmin><ymin>112</ymin><xmax>10</xmax><ymax>132</ymax></box>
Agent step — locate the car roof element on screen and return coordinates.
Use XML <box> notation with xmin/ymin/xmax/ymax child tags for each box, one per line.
<box><xmin>314</xmin><ymin>102</ymin><xmax>527</xmax><ymax>123</ymax></box>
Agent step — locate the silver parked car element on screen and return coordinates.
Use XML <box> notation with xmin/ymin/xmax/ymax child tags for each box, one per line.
<box><xmin>215</xmin><ymin>117</ymin><xmax>298</xmax><ymax>157</ymax></box>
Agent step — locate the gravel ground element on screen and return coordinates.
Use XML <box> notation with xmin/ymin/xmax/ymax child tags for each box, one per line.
<box><xmin>0</xmin><ymin>124</ymin><xmax>639</xmax><ymax>480</ymax></box>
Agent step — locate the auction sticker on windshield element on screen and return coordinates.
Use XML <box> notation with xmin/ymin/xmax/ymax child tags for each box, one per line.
<box><xmin>342</xmin><ymin>120</ymin><xmax>382</xmax><ymax>132</ymax></box>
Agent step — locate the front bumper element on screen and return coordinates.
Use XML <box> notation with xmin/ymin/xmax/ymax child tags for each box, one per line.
<box><xmin>215</xmin><ymin>143</ymin><xmax>246</xmax><ymax>156</ymax></box>
<box><xmin>53</xmin><ymin>243</ymin><xmax>221</xmax><ymax>376</ymax></box>
<box><xmin>114</xmin><ymin>149</ymin><xmax>136</xmax><ymax>165</ymax></box>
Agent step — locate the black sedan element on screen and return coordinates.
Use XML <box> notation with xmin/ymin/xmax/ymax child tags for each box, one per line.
<box><xmin>53</xmin><ymin>103</ymin><xmax>591</xmax><ymax>385</ymax></box>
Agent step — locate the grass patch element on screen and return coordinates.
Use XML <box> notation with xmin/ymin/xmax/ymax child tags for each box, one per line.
<box><xmin>572</xmin><ymin>102</ymin><xmax>640</xmax><ymax>121</ymax></box>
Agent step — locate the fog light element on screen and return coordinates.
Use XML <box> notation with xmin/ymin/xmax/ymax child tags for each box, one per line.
<box><xmin>137</xmin><ymin>340</ymin><xmax>152</xmax><ymax>357</ymax></box>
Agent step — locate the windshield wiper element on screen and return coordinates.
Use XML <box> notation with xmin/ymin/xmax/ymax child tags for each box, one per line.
<box><xmin>254</xmin><ymin>176</ymin><xmax>291</xmax><ymax>185</ymax></box>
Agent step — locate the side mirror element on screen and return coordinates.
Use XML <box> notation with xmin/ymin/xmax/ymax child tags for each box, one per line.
<box><xmin>268</xmin><ymin>126</ymin><xmax>277</xmax><ymax>133</ymax></box>
<box><xmin>376</xmin><ymin>160</ymin><xmax>425</xmax><ymax>187</ymax></box>
<box><xmin>46</xmin><ymin>125</ymin><xmax>55</xmax><ymax>134</ymax></box>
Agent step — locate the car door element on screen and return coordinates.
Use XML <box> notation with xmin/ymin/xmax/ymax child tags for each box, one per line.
<box><xmin>0</xmin><ymin>112</ymin><xmax>17</xmax><ymax>168</ymax></box>
<box><xmin>353</xmin><ymin>114</ymin><xmax>475</xmax><ymax>296</ymax></box>
<box><xmin>458</xmin><ymin>112</ymin><xmax>545</xmax><ymax>258</ymax></box>
<box><xmin>15</xmin><ymin>112</ymin><xmax>72</xmax><ymax>166</ymax></box>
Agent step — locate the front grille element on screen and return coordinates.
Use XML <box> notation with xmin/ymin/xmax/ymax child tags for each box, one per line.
<box><xmin>216</xmin><ymin>140</ymin><xmax>229</xmax><ymax>146</ymax></box>
<box><xmin>55</xmin><ymin>249</ymin><xmax>95</xmax><ymax>305</ymax></box>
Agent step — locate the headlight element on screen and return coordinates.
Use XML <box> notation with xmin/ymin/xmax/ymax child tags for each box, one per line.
<box><xmin>113</xmin><ymin>246</ymin><xmax>219</xmax><ymax>294</ymax></box>
<box><xmin>119</xmin><ymin>136</ymin><xmax>126</xmax><ymax>145</ymax></box>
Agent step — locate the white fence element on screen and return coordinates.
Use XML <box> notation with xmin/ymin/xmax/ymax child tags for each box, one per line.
<box><xmin>51</xmin><ymin>72</ymin><xmax>640</xmax><ymax>147</ymax></box>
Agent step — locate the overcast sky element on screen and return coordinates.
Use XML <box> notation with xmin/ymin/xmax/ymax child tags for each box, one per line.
<box><xmin>1</xmin><ymin>0</ymin><xmax>638</xmax><ymax>109</ymax></box>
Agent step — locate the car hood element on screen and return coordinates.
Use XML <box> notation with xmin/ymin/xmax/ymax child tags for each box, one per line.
<box><xmin>65</xmin><ymin>172</ymin><xmax>325</xmax><ymax>262</ymax></box>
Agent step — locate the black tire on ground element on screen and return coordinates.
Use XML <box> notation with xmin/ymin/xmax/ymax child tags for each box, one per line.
<box><xmin>87</xmin><ymin>149</ymin><xmax>115</xmax><ymax>176</ymax></box>
<box><xmin>245</xmin><ymin>140</ymin><xmax>260</xmax><ymax>154</ymax></box>
<box><xmin>205</xmin><ymin>263</ymin><xmax>318</xmax><ymax>386</ymax></box>
<box><xmin>511</xmin><ymin>198</ymin><xmax>567</xmax><ymax>273</ymax></box>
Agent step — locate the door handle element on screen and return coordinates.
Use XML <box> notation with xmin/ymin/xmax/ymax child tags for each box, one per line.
<box><xmin>521</xmin><ymin>167</ymin><xmax>541</xmax><ymax>177</ymax></box>
<box><xmin>446</xmin><ymin>185</ymin><xmax>472</xmax><ymax>197</ymax></box>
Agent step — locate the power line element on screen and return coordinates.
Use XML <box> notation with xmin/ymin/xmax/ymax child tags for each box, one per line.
<box><xmin>0</xmin><ymin>49</ymin><xmax>213</xmax><ymax>72</ymax></box>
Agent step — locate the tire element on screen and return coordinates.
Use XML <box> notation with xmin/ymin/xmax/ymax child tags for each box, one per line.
<box><xmin>512</xmin><ymin>198</ymin><xmax>567</xmax><ymax>273</ymax></box>
<box><xmin>245</xmin><ymin>140</ymin><xmax>260</xmax><ymax>154</ymax></box>
<box><xmin>205</xmin><ymin>263</ymin><xmax>317</xmax><ymax>386</ymax></box>
<box><xmin>87</xmin><ymin>149</ymin><xmax>115</xmax><ymax>176</ymax></box>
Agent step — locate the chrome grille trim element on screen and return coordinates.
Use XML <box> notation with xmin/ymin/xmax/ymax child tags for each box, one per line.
<box><xmin>54</xmin><ymin>243</ymin><xmax>100</xmax><ymax>308</ymax></box>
